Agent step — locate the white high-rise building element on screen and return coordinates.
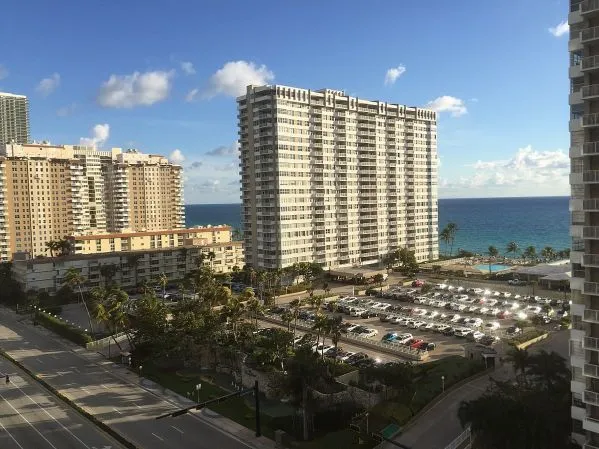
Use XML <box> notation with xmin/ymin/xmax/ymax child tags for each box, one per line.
<box><xmin>237</xmin><ymin>84</ymin><xmax>438</xmax><ymax>270</ymax></box>
<box><xmin>569</xmin><ymin>0</ymin><xmax>599</xmax><ymax>445</ymax></box>
<box><xmin>0</xmin><ymin>92</ymin><xmax>30</xmax><ymax>144</ymax></box>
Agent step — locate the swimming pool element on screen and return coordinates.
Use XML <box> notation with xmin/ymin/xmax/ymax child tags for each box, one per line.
<box><xmin>474</xmin><ymin>264</ymin><xmax>511</xmax><ymax>272</ymax></box>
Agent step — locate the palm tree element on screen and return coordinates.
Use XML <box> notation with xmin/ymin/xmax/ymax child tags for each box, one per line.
<box><xmin>99</xmin><ymin>263</ymin><xmax>119</xmax><ymax>287</ymax></box>
<box><xmin>526</xmin><ymin>350</ymin><xmax>570</xmax><ymax>391</ymax></box>
<box><xmin>541</xmin><ymin>246</ymin><xmax>555</xmax><ymax>261</ymax></box>
<box><xmin>505</xmin><ymin>346</ymin><xmax>530</xmax><ymax>380</ymax></box>
<box><xmin>281</xmin><ymin>311</ymin><xmax>293</xmax><ymax>332</ymax></box>
<box><xmin>207</xmin><ymin>251</ymin><xmax>216</xmax><ymax>271</ymax></box>
<box><xmin>223</xmin><ymin>296</ymin><xmax>245</xmax><ymax>342</ymax></box>
<box><xmin>445</xmin><ymin>222</ymin><xmax>459</xmax><ymax>257</ymax></box>
<box><xmin>156</xmin><ymin>272</ymin><xmax>168</xmax><ymax>300</ymax></box>
<box><xmin>522</xmin><ymin>245</ymin><xmax>536</xmax><ymax>261</ymax></box>
<box><xmin>126</xmin><ymin>254</ymin><xmax>143</xmax><ymax>288</ymax></box>
<box><xmin>312</xmin><ymin>313</ymin><xmax>328</xmax><ymax>351</ymax></box>
<box><xmin>439</xmin><ymin>229</ymin><xmax>451</xmax><ymax>257</ymax></box>
<box><xmin>328</xmin><ymin>315</ymin><xmax>343</xmax><ymax>361</ymax></box>
<box><xmin>289</xmin><ymin>298</ymin><xmax>303</xmax><ymax>341</ymax></box>
<box><xmin>45</xmin><ymin>240</ymin><xmax>59</xmax><ymax>258</ymax></box>
<box><xmin>506</xmin><ymin>241</ymin><xmax>519</xmax><ymax>259</ymax></box>
<box><xmin>63</xmin><ymin>267</ymin><xmax>94</xmax><ymax>336</ymax></box>
<box><xmin>56</xmin><ymin>238</ymin><xmax>72</xmax><ymax>256</ymax></box>
<box><xmin>487</xmin><ymin>246</ymin><xmax>499</xmax><ymax>274</ymax></box>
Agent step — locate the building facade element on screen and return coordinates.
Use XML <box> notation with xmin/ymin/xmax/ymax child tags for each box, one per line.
<box><xmin>238</xmin><ymin>84</ymin><xmax>438</xmax><ymax>270</ymax></box>
<box><xmin>68</xmin><ymin>226</ymin><xmax>233</xmax><ymax>254</ymax></box>
<box><xmin>0</xmin><ymin>143</ymin><xmax>184</xmax><ymax>261</ymax></box>
<box><xmin>0</xmin><ymin>92</ymin><xmax>30</xmax><ymax>144</ymax></box>
<box><xmin>12</xmin><ymin>241</ymin><xmax>244</xmax><ymax>294</ymax></box>
<box><xmin>569</xmin><ymin>1</ymin><xmax>599</xmax><ymax>445</ymax></box>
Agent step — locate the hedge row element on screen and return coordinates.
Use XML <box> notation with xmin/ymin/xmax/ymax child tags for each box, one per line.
<box><xmin>0</xmin><ymin>350</ymin><xmax>138</xmax><ymax>449</ymax></box>
<box><xmin>35</xmin><ymin>311</ymin><xmax>92</xmax><ymax>346</ymax></box>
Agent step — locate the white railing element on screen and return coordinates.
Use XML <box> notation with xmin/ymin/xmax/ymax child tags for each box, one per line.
<box><xmin>584</xmin><ymin>389</ymin><xmax>599</xmax><ymax>406</ymax></box>
<box><xmin>86</xmin><ymin>331</ymin><xmax>128</xmax><ymax>350</ymax></box>
<box><xmin>582</xmin><ymin>0</ymin><xmax>599</xmax><ymax>14</ymax></box>
<box><xmin>584</xmin><ymin>254</ymin><xmax>599</xmax><ymax>266</ymax></box>
<box><xmin>444</xmin><ymin>426</ymin><xmax>472</xmax><ymax>449</ymax></box>
<box><xmin>583</xmin><ymin>56</ymin><xmax>599</xmax><ymax>71</ymax></box>
<box><xmin>582</xmin><ymin>26</ymin><xmax>599</xmax><ymax>42</ymax></box>
<box><xmin>585</xmin><ymin>363</ymin><xmax>599</xmax><ymax>378</ymax></box>
<box><xmin>584</xmin><ymin>170</ymin><xmax>599</xmax><ymax>183</ymax></box>
<box><xmin>585</xmin><ymin>336</ymin><xmax>599</xmax><ymax>350</ymax></box>
<box><xmin>584</xmin><ymin>308</ymin><xmax>599</xmax><ymax>323</ymax></box>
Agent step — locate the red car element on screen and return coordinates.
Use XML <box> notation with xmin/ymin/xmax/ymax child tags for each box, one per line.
<box><xmin>412</xmin><ymin>279</ymin><xmax>425</xmax><ymax>287</ymax></box>
<box><xmin>409</xmin><ymin>339</ymin><xmax>424</xmax><ymax>349</ymax></box>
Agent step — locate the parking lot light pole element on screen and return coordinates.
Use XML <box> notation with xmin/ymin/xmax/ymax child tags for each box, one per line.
<box><xmin>195</xmin><ymin>383</ymin><xmax>202</xmax><ymax>403</ymax></box>
<box><xmin>441</xmin><ymin>375</ymin><xmax>445</xmax><ymax>393</ymax></box>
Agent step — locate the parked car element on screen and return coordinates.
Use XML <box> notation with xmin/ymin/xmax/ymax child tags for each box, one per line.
<box><xmin>454</xmin><ymin>328</ymin><xmax>473</xmax><ymax>338</ymax></box>
<box><xmin>484</xmin><ymin>321</ymin><xmax>500</xmax><ymax>331</ymax></box>
<box><xmin>506</xmin><ymin>326</ymin><xmax>522</xmax><ymax>336</ymax></box>
<box><xmin>442</xmin><ymin>327</ymin><xmax>456</xmax><ymax>336</ymax></box>
<box><xmin>382</xmin><ymin>332</ymin><xmax>398</xmax><ymax>342</ymax></box>
<box><xmin>397</xmin><ymin>333</ymin><xmax>414</xmax><ymax>344</ymax></box>
<box><xmin>409</xmin><ymin>339</ymin><xmax>424</xmax><ymax>349</ymax></box>
<box><xmin>469</xmin><ymin>331</ymin><xmax>485</xmax><ymax>342</ymax></box>
<box><xmin>412</xmin><ymin>279</ymin><xmax>425</xmax><ymax>287</ymax></box>
<box><xmin>508</xmin><ymin>279</ymin><xmax>526</xmax><ymax>285</ymax></box>
<box><xmin>345</xmin><ymin>353</ymin><xmax>369</xmax><ymax>365</ymax></box>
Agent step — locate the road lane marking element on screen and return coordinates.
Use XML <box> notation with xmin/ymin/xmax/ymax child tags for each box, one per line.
<box><xmin>113</xmin><ymin>407</ymin><xmax>121</xmax><ymax>414</ymax></box>
<box><xmin>151</xmin><ymin>433</ymin><xmax>164</xmax><ymax>441</ymax></box>
<box><xmin>80</xmin><ymin>387</ymin><xmax>91</xmax><ymax>395</ymax></box>
<box><xmin>134</xmin><ymin>403</ymin><xmax>141</xmax><ymax>408</ymax></box>
<box><xmin>101</xmin><ymin>384</ymin><xmax>109</xmax><ymax>389</ymax></box>
<box><xmin>0</xmin><ymin>421</ymin><xmax>25</xmax><ymax>449</ymax></box>
<box><xmin>171</xmin><ymin>425</ymin><xmax>184</xmax><ymax>434</ymax></box>
<box><xmin>0</xmin><ymin>389</ymin><xmax>59</xmax><ymax>449</ymax></box>
<box><xmin>51</xmin><ymin>355</ymin><xmax>59</xmax><ymax>360</ymax></box>
<box><xmin>36</xmin><ymin>358</ymin><xmax>43</xmax><ymax>364</ymax></box>
<box><xmin>73</xmin><ymin>367</ymin><xmax>80</xmax><ymax>374</ymax></box>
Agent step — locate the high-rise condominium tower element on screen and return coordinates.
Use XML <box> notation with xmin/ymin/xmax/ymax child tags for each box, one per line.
<box><xmin>0</xmin><ymin>92</ymin><xmax>30</xmax><ymax>144</ymax></box>
<box><xmin>569</xmin><ymin>1</ymin><xmax>599</xmax><ymax>445</ymax></box>
<box><xmin>0</xmin><ymin>143</ymin><xmax>184</xmax><ymax>261</ymax></box>
<box><xmin>238</xmin><ymin>84</ymin><xmax>438</xmax><ymax>270</ymax></box>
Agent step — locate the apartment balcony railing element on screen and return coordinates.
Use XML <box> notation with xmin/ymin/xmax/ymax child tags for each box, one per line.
<box><xmin>584</xmin><ymin>254</ymin><xmax>599</xmax><ymax>267</ymax></box>
<box><xmin>584</xmin><ymin>171</ymin><xmax>599</xmax><ymax>183</ymax></box>
<box><xmin>583</xmin><ymin>56</ymin><xmax>599</xmax><ymax>72</ymax></box>
<box><xmin>585</xmin><ymin>363</ymin><xmax>599</xmax><ymax>378</ymax></box>
<box><xmin>584</xmin><ymin>308</ymin><xmax>599</xmax><ymax>323</ymax></box>
<box><xmin>585</xmin><ymin>282</ymin><xmax>599</xmax><ymax>296</ymax></box>
<box><xmin>583</xmin><ymin>113</ymin><xmax>599</xmax><ymax>127</ymax></box>
<box><xmin>584</xmin><ymin>142</ymin><xmax>599</xmax><ymax>155</ymax></box>
<box><xmin>583</xmin><ymin>26</ymin><xmax>599</xmax><ymax>43</ymax></box>
<box><xmin>584</xmin><ymin>227</ymin><xmax>599</xmax><ymax>239</ymax></box>
<box><xmin>582</xmin><ymin>0</ymin><xmax>599</xmax><ymax>15</ymax></box>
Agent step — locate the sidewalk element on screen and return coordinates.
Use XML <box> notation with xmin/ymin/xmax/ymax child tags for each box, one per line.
<box><xmin>3</xmin><ymin>307</ymin><xmax>277</xmax><ymax>449</ymax></box>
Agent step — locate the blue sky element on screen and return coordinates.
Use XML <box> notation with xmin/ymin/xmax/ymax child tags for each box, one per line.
<box><xmin>0</xmin><ymin>0</ymin><xmax>570</xmax><ymax>203</ymax></box>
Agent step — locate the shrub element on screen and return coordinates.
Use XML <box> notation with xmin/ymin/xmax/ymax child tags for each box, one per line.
<box><xmin>508</xmin><ymin>328</ymin><xmax>546</xmax><ymax>345</ymax></box>
<box><xmin>35</xmin><ymin>311</ymin><xmax>92</xmax><ymax>346</ymax></box>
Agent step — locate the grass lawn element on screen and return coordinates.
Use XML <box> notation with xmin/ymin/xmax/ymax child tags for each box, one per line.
<box><xmin>292</xmin><ymin>429</ymin><xmax>377</xmax><ymax>449</ymax></box>
<box><xmin>141</xmin><ymin>362</ymin><xmax>277</xmax><ymax>439</ymax></box>
<box><xmin>371</xmin><ymin>355</ymin><xmax>485</xmax><ymax>426</ymax></box>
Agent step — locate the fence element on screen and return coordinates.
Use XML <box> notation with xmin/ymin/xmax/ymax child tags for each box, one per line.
<box><xmin>444</xmin><ymin>426</ymin><xmax>471</xmax><ymax>449</ymax></box>
<box><xmin>86</xmin><ymin>332</ymin><xmax>128</xmax><ymax>351</ymax></box>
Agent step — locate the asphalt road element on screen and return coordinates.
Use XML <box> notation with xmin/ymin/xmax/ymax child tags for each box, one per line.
<box><xmin>0</xmin><ymin>308</ymin><xmax>267</xmax><ymax>449</ymax></box>
<box><xmin>381</xmin><ymin>329</ymin><xmax>569</xmax><ymax>449</ymax></box>
<box><xmin>0</xmin><ymin>355</ymin><xmax>120</xmax><ymax>449</ymax></box>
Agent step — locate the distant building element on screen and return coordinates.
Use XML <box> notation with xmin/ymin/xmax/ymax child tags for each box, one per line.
<box><xmin>67</xmin><ymin>226</ymin><xmax>233</xmax><ymax>254</ymax></box>
<box><xmin>0</xmin><ymin>143</ymin><xmax>184</xmax><ymax>261</ymax></box>
<box><xmin>0</xmin><ymin>92</ymin><xmax>30</xmax><ymax>144</ymax></box>
<box><xmin>12</xmin><ymin>242</ymin><xmax>244</xmax><ymax>294</ymax></box>
<box><xmin>237</xmin><ymin>84</ymin><xmax>438</xmax><ymax>270</ymax></box>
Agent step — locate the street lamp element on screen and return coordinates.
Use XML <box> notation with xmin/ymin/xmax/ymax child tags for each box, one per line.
<box><xmin>441</xmin><ymin>375</ymin><xmax>445</xmax><ymax>393</ymax></box>
<box><xmin>139</xmin><ymin>365</ymin><xmax>143</xmax><ymax>377</ymax></box>
<box><xmin>195</xmin><ymin>383</ymin><xmax>202</xmax><ymax>403</ymax></box>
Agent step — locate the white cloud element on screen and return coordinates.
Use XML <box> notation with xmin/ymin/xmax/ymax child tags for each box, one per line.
<box><xmin>443</xmin><ymin>145</ymin><xmax>570</xmax><ymax>195</ymax></box>
<box><xmin>169</xmin><ymin>149</ymin><xmax>185</xmax><ymax>164</ymax></box>
<box><xmin>0</xmin><ymin>65</ymin><xmax>8</xmax><ymax>80</ymax></box>
<box><xmin>549</xmin><ymin>20</ymin><xmax>569</xmax><ymax>37</ymax></box>
<box><xmin>384</xmin><ymin>65</ymin><xmax>406</xmax><ymax>86</ymax></box>
<box><xmin>97</xmin><ymin>70</ymin><xmax>173</xmax><ymax>108</ymax></box>
<box><xmin>185</xmin><ymin>88</ymin><xmax>199</xmax><ymax>102</ymax></box>
<box><xmin>204</xmin><ymin>60</ymin><xmax>274</xmax><ymax>98</ymax></box>
<box><xmin>80</xmin><ymin>124</ymin><xmax>110</xmax><ymax>148</ymax></box>
<box><xmin>56</xmin><ymin>103</ymin><xmax>77</xmax><ymax>117</ymax></box>
<box><xmin>426</xmin><ymin>95</ymin><xmax>467</xmax><ymax>117</ymax></box>
<box><xmin>188</xmin><ymin>161</ymin><xmax>203</xmax><ymax>169</ymax></box>
<box><xmin>36</xmin><ymin>73</ymin><xmax>60</xmax><ymax>96</ymax></box>
<box><xmin>181</xmin><ymin>61</ymin><xmax>196</xmax><ymax>75</ymax></box>
<box><xmin>206</xmin><ymin>142</ymin><xmax>239</xmax><ymax>156</ymax></box>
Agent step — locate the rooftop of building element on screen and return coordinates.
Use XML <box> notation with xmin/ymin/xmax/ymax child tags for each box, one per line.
<box><xmin>68</xmin><ymin>225</ymin><xmax>233</xmax><ymax>241</ymax></box>
<box><xmin>13</xmin><ymin>241</ymin><xmax>243</xmax><ymax>265</ymax></box>
<box><xmin>512</xmin><ymin>262</ymin><xmax>571</xmax><ymax>277</ymax></box>
<box><xmin>0</xmin><ymin>92</ymin><xmax>27</xmax><ymax>99</ymax></box>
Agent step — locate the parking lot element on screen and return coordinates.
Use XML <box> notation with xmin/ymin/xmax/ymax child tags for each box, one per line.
<box><xmin>264</xmin><ymin>281</ymin><xmax>569</xmax><ymax>363</ymax></box>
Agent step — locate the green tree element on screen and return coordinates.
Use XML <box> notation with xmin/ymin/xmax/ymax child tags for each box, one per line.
<box><xmin>126</xmin><ymin>254</ymin><xmax>143</xmax><ymax>288</ymax></box>
<box><xmin>327</xmin><ymin>315</ymin><xmax>343</xmax><ymax>360</ymax></box>
<box><xmin>439</xmin><ymin>228</ymin><xmax>451</xmax><ymax>257</ymax></box>
<box><xmin>289</xmin><ymin>298</ymin><xmax>303</xmax><ymax>341</ymax></box>
<box><xmin>505</xmin><ymin>346</ymin><xmax>530</xmax><ymax>382</ymax></box>
<box><xmin>373</xmin><ymin>273</ymin><xmax>385</xmax><ymax>290</ymax></box>
<box><xmin>132</xmin><ymin>291</ymin><xmax>169</xmax><ymax>350</ymax></box>
<box><xmin>526</xmin><ymin>350</ymin><xmax>570</xmax><ymax>392</ymax></box>
<box><xmin>506</xmin><ymin>241</ymin><xmax>519</xmax><ymax>259</ymax></box>
<box><xmin>156</xmin><ymin>272</ymin><xmax>168</xmax><ymax>300</ymax></box>
<box><xmin>487</xmin><ymin>246</ymin><xmax>499</xmax><ymax>274</ymax></box>
<box><xmin>99</xmin><ymin>263</ymin><xmax>119</xmax><ymax>287</ymax></box>
<box><xmin>541</xmin><ymin>246</ymin><xmax>555</xmax><ymax>261</ymax></box>
<box><xmin>45</xmin><ymin>240</ymin><xmax>60</xmax><ymax>258</ymax></box>
<box><xmin>441</xmin><ymin>222</ymin><xmax>459</xmax><ymax>257</ymax></box>
<box><xmin>522</xmin><ymin>245</ymin><xmax>536</xmax><ymax>261</ymax></box>
<box><xmin>398</xmin><ymin>247</ymin><xmax>419</xmax><ymax>277</ymax></box>
<box><xmin>223</xmin><ymin>296</ymin><xmax>245</xmax><ymax>342</ymax></box>
<box><xmin>63</xmin><ymin>267</ymin><xmax>94</xmax><ymax>336</ymax></box>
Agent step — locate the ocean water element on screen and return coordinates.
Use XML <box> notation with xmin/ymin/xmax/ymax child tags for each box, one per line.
<box><xmin>185</xmin><ymin>197</ymin><xmax>570</xmax><ymax>255</ymax></box>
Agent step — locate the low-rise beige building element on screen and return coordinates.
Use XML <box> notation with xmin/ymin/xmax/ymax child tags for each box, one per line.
<box><xmin>12</xmin><ymin>241</ymin><xmax>244</xmax><ymax>294</ymax></box>
<box><xmin>67</xmin><ymin>226</ymin><xmax>233</xmax><ymax>254</ymax></box>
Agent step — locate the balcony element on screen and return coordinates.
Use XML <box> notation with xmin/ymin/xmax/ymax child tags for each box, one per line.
<box><xmin>584</xmin><ymin>113</ymin><xmax>599</xmax><ymax>127</ymax></box>
<box><xmin>585</xmin><ymin>362</ymin><xmax>599</xmax><ymax>378</ymax></box>
<box><xmin>583</xmin><ymin>170</ymin><xmax>599</xmax><ymax>183</ymax></box>
<box><xmin>584</xmin><ymin>227</ymin><xmax>599</xmax><ymax>239</ymax></box>
<box><xmin>582</xmin><ymin>0</ymin><xmax>599</xmax><ymax>16</ymax></box>
<box><xmin>584</xmin><ymin>416</ymin><xmax>599</xmax><ymax>434</ymax></box>
<box><xmin>584</xmin><ymin>254</ymin><xmax>599</xmax><ymax>266</ymax></box>
<box><xmin>583</xmin><ymin>56</ymin><xmax>599</xmax><ymax>72</ymax></box>
<box><xmin>584</xmin><ymin>308</ymin><xmax>599</xmax><ymax>323</ymax></box>
<box><xmin>584</xmin><ymin>141</ymin><xmax>599</xmax><ymax>155</ymax></box>
<box><xmin>583</xmin><ymin>26</ymin><xmax>599</xmax><ymax>44</ymax></box>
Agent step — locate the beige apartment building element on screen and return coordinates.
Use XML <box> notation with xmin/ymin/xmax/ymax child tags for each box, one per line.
<box><xmin>0</xmin><ymin>143</ymin><xmax>184</xmax><ymax>262</ymax></box>
<box><xmin>0</xmin><ymin>92</ymin><xmax>30</xmax><ymax>144</ymax></box>
<box><xmin>569</xmin><ymin>1</ymin><xmax>599</xmax><ymax>445</ymax></box>
<box><xmin>68</xmin><ymin>226</ymin><xmax>233</xmax><ymax>254</ymax></box>
<box><xmin>12</xmin><ymin>241</ymin><xmax>244</xmax><ymax>294</ymax></box>
<box><xmin>238</xmin><ymin>84</ymin><xmax>438</xmax><ymax>270</ymax></box>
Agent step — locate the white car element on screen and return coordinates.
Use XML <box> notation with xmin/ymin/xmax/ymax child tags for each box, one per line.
<box><xmin>313</xmin><ymin>344</ymin><xmax>333</xmax><ymax>355</ymax></box>
<box><xmin>457</xmin><ymin>304</ymin><xmax>468</xmax><ymax>312</ymax></box>
<box><xmin>425</xmin><ymin>322</ymin><xmax>436</xmax><ymax>331</ymax></box>
<box><xmin>395</xmin><ymin>317</ymin><xmax>410</xmax><ymax>326</ymax></box>
<box><xmin>346</xmin><ymin>324</ymin><xmax>361</xmax><ymax>333</ymax></box>
<box><xmin>501</xmin><ymin>292</ymin><xmax>512</xmax><ymax>298</ymax></box>
<box><xmin>483</xmin><ymin>289</ymin><xmax>491</xmax><ymax>296</ymax></box>
<box><xmin>487</xmin><ymin>308</ymin><xmax>501</xmax><ymax>316</ymax></box>
<box><xmin>467</xmin><ymin>306</ymin><xmax>480</xmax><ymax>313</ymax></box>
<box><xmin>360</xmin><ymin>328</ymin><xmax>378</xmax><ymax>338</ymax></box>
<box><xmin>485</xmin><ymin>299</ymin><xmax>498</xmax><ymax>307</ymax></box>
<box><xmin>428</xmin><ymin>311</ymin><xmax>439</xmax><ymax>319</ymax></box>
<box><xmin>397</xmin><ymin>333</ymin><xmax>413</xmax><ymax>344</ymax></box>
<box><xmin>484</xmin><ymin>321</ymin><xmax>500</xmax><ymax>331</ymax></box>
<box><xmin>473</xmin><ymin>288</ymin><xmax>484</xmax><ymax>295</ymax></box>
<box><xmin>450</xmin><ymin>314</ymin><xmax>462</xmax><ymax>323</ymax></box>
<box><xmin>437</xmin><ymin>283</ymin><xmax>448</xmax><ymax>290</ymax></box>
<box><xmin>338</xmin><ymin>351</ymin><xmax>356</xmax><ymax>362</ymax></box>
<box><xmin>455</xmin><ymin>294</ymin><xmax>469</xmax><ymax>302</ymax></box>
<box><xmin>410</xmin><ymin>320</ymin><xmax>426</xmax><ymax>329</ymax></box>
<box><xmin>479</xmin><ymin>307</ymin><xmax>489</xmax><ymax>314</ymax></box>
<box><xmin>447</xmin><ymin>285</ymin><xmax>456</xmax><ymax>291</ymax></box>
<box><xmin>471</xmin><ymin>331</ymin><xmax>485</xmax><ymax>341</ymax></box>
<box><xmin>455</xmin><ymin>328</ymin><xmax>473</xmax><ymax>337</ymax></box>
<box><xmin>526</xmin><ymin>305</ymin><xmax>542</xmax><ymax>314</ymax></box>
<box><xmin>513</xmin><ymin>294</ymin><xmax>522</xmax><ymax>300</ymax></box>
<box><xmin>466</xmin><ymin>318</ymin><xmax>483</xmax><ymax>328</ymax></box>
<box><xmin>456</xmin><ymin>286</ymin><xmax>465</xmax><ymax>293</ymax></box>
<box><xmin>492</xmin><ymin>291</ymin><xmax>501</xmax><ymax>297</ymax></box>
